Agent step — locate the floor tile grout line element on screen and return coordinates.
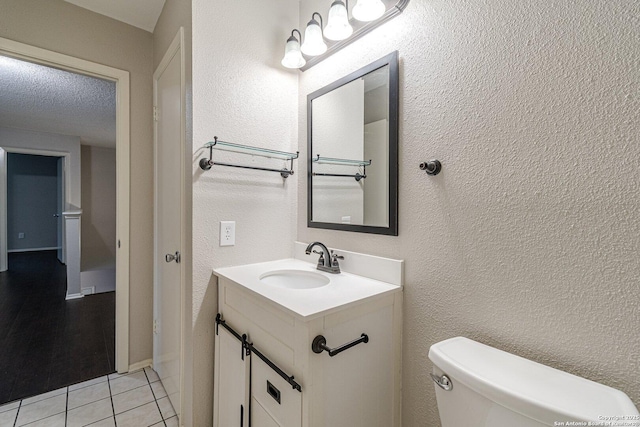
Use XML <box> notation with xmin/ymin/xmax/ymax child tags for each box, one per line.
<box><xmin>12</xmin><ymin>400</ymin><xmax>21</xmax><ymax>427</ymax></box>
<box><xmin>13</xmin><ymin>396</ymin><xmax>67</xmax><ymax>427</ymax></box>
<box><xmin>110</xmin><ymin>381</ymin><xmax>150</xmax><ymax>398</ymax></box>
<box><xmin>18</xmin><ymin>388</ymin><xmax>68</xmax><ymax>408</ymax></box>
<box><xmin>144</xmin><ymin>369</ymin><xmax>166</xmax><ymax>426</ymax></box>
<box><xmin>0</xmin><ymin>402</ymin><xmax>20</xmax><ymax>414</ymax></box>
<box><xmin>110</xmin><ymin>393</ymin><xmax>160</xmax><ymax>417</ymax></box>
<box><xmin>66</xmin><ymin>395</ymin><xmax>113</xmax><ymax>413</ymax></box>
<box><xmin>107</xmin><ymin>375</ymin><xmax>117</xmax><ymax>427</ymax></box>
<box><xmin>9</xmin><ymin>371</ymin><xmax>167</xmax><ymax>427</ymax></box>
<box><xmin>67</xmin><ymin>376</ymin><xmax>110</xmax><ymax>393</ymax></box>
<box><xmin>77</xmin><ymin>376</ymin><xmax>146</xmax><ymax>399</ymax></box>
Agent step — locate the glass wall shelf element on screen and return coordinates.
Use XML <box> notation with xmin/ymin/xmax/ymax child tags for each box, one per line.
<box><xmin>204</xmin><ymin>138</ymin><xmax>299</xmax><ymax>160</ymax></box>
<box><xmin>312</xmin><ymin>155</ymin><xmax>371</xmax><ymax>166</ymax></box>
<box><xmin>199</xmin><ymin>136</ymin><xmax>299</xmax><ymax>179</ymax></box>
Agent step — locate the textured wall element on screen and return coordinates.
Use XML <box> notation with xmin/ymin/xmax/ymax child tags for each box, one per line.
<box><xmin>297</xmin><ymin>0</ymin><xmax>640</xmax><ymax>425</ymax></box>
<box><xmin>192</xmin><ymin>0</ymin><xmax>299</xmax><ymax>424</ymax></box>
<box><xmin>80</xmin><ymin>146</ymin><xmax>116</xmax><ymax>271</ymax></box>
<box><xmin>7</xmin><ymin>153</ymin><xmax>58</xmax><ymax>250</ymax></box>
<box><xmin>0</xmin><ymin>0</ymin><xmax>154</xmax><ymax>366</ymax></box>
<box><xmin>152</xmin><ymin>0</ymin><xmax>194</xmax><ymax>424</ymax></box>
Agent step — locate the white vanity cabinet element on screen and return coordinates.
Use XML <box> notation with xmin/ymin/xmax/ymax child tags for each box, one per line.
<box><xmin>213</xmin><ymin>257</ymin><xmax>403</xmax><ymax>427</ymax></box>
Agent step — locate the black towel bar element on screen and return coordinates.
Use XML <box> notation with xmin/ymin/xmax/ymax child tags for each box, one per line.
<box><xmin>311</xmin><ymin>333</ymin><xmax>369</xmax><ymax>357</ymax></box>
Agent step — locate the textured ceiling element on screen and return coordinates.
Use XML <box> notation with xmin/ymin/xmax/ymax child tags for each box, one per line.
<box><xmin>64</xmin><ymin>0</ymin><xmax>166</xmax><ymax>32</ymax></box>
<box><xmin>0</xmin><ymin>55</ymin><xmax>116</xmax><ymax>148</ymax></box>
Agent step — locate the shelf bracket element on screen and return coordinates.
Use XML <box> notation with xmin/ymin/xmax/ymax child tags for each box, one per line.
<box><xmin>200</xmin><ymin>136</ymin><xmax>298</xmax><ymax>179</ymax></box>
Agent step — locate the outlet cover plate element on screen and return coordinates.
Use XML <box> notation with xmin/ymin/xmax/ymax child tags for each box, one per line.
<box><xmin>220</xmin><ymin>221</ymin><xmax>235</xmax><ymax>246</ymax></box>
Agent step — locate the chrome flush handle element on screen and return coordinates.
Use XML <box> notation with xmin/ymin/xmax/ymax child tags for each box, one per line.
<box><xmin>430</xmin><ymin>373</ymin><xmax>453</xmax><ymax>391</ymax></box>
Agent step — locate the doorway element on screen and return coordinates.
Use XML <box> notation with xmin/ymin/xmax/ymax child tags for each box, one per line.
<box><xmin>0</xmin><ymin>37</ymin><xmax>130</xmax><ymax>393</ymax></box>
<box><xmin>6</xmin><ymin>152</ymin><xmax>64</xmax><ymax>257</ymax></box>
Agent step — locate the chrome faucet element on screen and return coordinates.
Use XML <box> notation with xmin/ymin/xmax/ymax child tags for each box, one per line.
<box><xmin>305</xmin><ymin>242</ymin><xmax>344</xmax><ymax>274</ymax></box>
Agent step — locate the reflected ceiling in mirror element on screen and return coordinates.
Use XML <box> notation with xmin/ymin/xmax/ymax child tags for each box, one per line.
<box><xmin>307</xmin><ymin>51</ymin><xmax>398</xmax><ymax>235</ymax></box>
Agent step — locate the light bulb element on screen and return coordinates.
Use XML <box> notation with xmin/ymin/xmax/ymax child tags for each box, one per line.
<box><xmin>301</xmin><ymin>17</ymin><xmax>327</xmax><ymax>56</ymax></box>
<box><xmin>352</xmin><ymin>0</ymin><xmax>386</xmax><ymax>22</ymax></box>
<box><xmin>281</xmin><ymin>31</ymin><xmax>306</xmax><ymax>69</ymax></box>
<box><xmin>324</xmin><ymin>0</ymin><xmax>353</xmax><ymax>41</ymax></box>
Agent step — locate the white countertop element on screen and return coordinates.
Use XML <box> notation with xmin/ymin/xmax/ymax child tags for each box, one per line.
<box><xmin>214</xmin><ymin>258</ymin><xmax>402</xmax><ymax>320</ymax></box>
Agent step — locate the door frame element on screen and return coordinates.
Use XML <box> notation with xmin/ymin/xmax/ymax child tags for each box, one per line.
<box><xmin>153</xmin><ymin>27</ymin><xmax>186</xmax><ymax>420</ymax></box>
<box><xmin>0</xmin><ymin>148</ymin><xmax>70</xmax><ymax>261</ymax></box>
<box><xmin>0</xmin><ymin>37</ymin><xmax>131</xmax><ymax>372</ymax></box>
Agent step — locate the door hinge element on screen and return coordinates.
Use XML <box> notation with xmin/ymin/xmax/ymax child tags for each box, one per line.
<box><xmin>153</xmin><ymin>106</ymin><xmax>158</xmax><ymax>121</ymax></box>
<box><xmin>153</xmin><ymin>319</ymin><xmax>158</xmax><ymax>334</ymax></box>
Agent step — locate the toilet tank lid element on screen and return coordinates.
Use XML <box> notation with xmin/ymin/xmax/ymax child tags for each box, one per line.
<box><xmin>428</xmin><ymin>337</ymin><xmax>639</xmax><ymax>425</ymax></box>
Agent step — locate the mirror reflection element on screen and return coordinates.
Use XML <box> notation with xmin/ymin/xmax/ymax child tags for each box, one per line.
<box><xmin>307</xmin><ymin>51</ymin><xmax>398</xmax><ymax>235</ymax></box>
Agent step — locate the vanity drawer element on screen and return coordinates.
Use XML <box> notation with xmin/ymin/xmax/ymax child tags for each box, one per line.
<box><xmin>251</xmin><ymin>354</ymin><xmax>302</xmax><ymax>427</ymax></box>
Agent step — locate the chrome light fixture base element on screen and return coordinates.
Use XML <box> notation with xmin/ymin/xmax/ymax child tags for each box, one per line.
<box><xmin>281</xmin><ymin>0</ymin><xmax>409</xmax><ymax>71</ymax></box>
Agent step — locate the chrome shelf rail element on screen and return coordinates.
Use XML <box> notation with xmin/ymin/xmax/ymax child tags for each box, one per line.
<box><xmin>200</xmin><ymin>136</ymin><xmax>299</xmax><ymax>178</ymax></box>
<box><xmin>311</xmin><ymin>154</ymin><xmax>370</xmax><ymax>181</ymax></box>
<box><xmin>312</xmin><ymin>155</ymin><xmax>371</xmax><ymax>166</ymax></box>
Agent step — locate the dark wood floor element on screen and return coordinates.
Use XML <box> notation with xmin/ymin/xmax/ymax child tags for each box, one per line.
<box><xmin>0</xmin><ymin>250</ymin><xmax>115</xmax><ymax>405</ymax></box>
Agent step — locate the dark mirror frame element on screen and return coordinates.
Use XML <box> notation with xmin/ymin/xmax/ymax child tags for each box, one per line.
<box><xmin>307</xmin><ymin>51</ymin><xmax>399</xmax><ymax>236</ymax></box>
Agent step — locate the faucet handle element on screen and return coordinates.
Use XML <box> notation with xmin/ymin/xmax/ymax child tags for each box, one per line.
<box><xmin>312</xmin><ymin>250</ymin><xmax>325</xmax><ymax>266</ymax></box>
<box><xmin>330</xmin><ymin>251</ymin><xmax>344</xmax><ymax>268</ymax></box>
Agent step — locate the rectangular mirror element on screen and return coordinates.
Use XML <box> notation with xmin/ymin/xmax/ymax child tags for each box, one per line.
<box><xmin>307</xmin><ymin>51</ymin><xmax>398</xmax><ymax>235</ymax></box>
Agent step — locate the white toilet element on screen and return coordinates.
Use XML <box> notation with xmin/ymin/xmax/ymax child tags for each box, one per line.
<box><xmin>429</xmin><ymin>337</ymin><xmax>639</xmax><ymax>427</ymax></box>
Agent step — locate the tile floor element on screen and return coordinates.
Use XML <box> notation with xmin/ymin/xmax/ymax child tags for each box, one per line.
<box><xmin>0</xmin><ymin>367</ymin><xmax>177</xmax><ymax>427</ymax></box>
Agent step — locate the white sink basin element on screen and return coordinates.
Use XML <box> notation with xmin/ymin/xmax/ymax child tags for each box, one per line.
<box><xmin>259</xmin><ymin>269</ymin><xmax>330</xmax><ymax>290</ymax></box>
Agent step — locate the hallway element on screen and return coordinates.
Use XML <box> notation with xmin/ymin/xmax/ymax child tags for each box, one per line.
<box><xmin>0</xmin><ymin>251</ymin><xmax>115</xmax><ymax>404</ymax></box>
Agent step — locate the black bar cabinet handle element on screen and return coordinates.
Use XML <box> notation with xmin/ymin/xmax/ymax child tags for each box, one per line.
<box><xmin>311</xmin><ymin>333</ymin><xmax>369</xmax><ymax>357</ymax></box>
<box><xmin>215</xmin><ymin>314</ymin><xmax>302</xmax><ymax>392</ymax></box>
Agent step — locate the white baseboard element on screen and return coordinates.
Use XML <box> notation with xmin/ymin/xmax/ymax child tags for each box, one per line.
<box><xmin>8</xmin><ymin>246</ymin><xmax>61</xmax><ymax>253</ymax></box>
<box><xmin>129</xmin><ymin>358</ymin><xmax>153</xmax><ymax>373</ymax></box>
<box><xmin>65</xmin><ymin>292</ymin><xmax>84</xmax><ymax>300</ymax></box>
<box><xmin>81</xmin><ymin>286</ymin><xmax>95</xmax><ymax>295</ymax></box>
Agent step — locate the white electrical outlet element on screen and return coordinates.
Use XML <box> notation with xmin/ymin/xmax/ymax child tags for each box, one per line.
<box><xmin>18</xmin><ymin>232</ymin><xmax>25</xmax><ymax>239</ymax></box>
<box><xmin>220</xmin><ymin>221</ymin><xmax>235</xmax><ymax>246</ymax></box>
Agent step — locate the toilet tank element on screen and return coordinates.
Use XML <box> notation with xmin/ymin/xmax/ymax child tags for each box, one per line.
<box><xmin>428</xmin><ymin>337</ymin><xmax>639</xmax><ymax>427</ymax></box>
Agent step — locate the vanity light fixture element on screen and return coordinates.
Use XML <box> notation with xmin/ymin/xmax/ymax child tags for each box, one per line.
<box><xmin>281</xmin><ymin>29</ymin><xmax>306</xmax><ymax>69</ymax></box>
<box><xmin>324</xmin><ymin>0</ymin><xmax>353</xmax><ymax>40</ymax></box>
<box><xmin>352</xmin><ymin>0</ymin><xmax>386</xmax><ymax>21</ymax></box>
<box><xmin>281</xmin><ymin>0</ymin><xmax>409</xmax><ymax>70</ymax></box>
<box><xmin>301</xmin><ymin>13</ymin><xmax>328</xmax><ymax>56</ymax></box>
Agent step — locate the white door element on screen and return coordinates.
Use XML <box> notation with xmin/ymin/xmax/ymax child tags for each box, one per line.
<box><xmin>213</xmin><ymin>327</ymin><xmax>250</xmax><ymax>427</ymax></box>
<box><xmin>56</xmin><ymin>157</ymin><xmax>65</xmax><ymax>263</ymax></box>
<box><xmin>153</xmin><ymin>29</ymin><xmax>184</xmax><ymax>420</ymax></box>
